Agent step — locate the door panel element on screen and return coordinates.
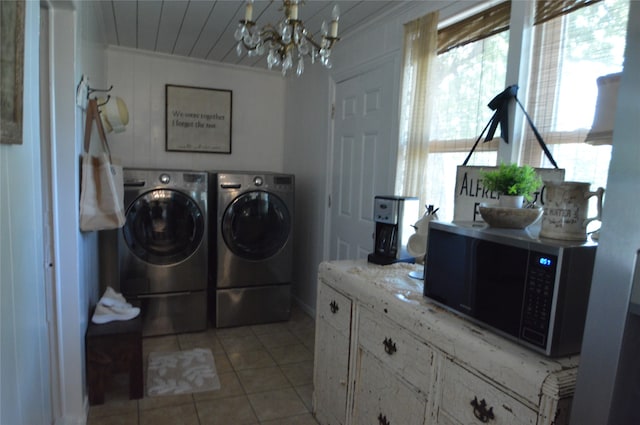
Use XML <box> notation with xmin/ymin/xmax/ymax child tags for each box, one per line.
<box><xmin>330</xmin><ymin>59</ymin><xmax>397</xmax><ymax>260</ymax></box>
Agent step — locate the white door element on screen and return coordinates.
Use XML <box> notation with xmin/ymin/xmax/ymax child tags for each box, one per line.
<box><xmin>329</xmin><ymin>58</ymin><xmax>398</xmax><ymax>260</ymax></box>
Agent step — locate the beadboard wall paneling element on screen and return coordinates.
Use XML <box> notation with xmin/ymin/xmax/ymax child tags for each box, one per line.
<box><xmin>105</xmin><ymin>47</ymin><xmax>286</xmax><ymax>173</ymax></box>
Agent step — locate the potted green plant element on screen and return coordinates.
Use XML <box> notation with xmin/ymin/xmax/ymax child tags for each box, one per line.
<box><xmin>480</xmin><ymin>163</ymin><xmax>542</xmax><ymax>208</ymax></box>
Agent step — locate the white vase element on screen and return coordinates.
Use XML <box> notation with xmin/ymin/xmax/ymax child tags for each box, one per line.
<box><xmin>499</xmin><ymin>195</ymin><xmax>524</xmax><ymax>208</ymax></box>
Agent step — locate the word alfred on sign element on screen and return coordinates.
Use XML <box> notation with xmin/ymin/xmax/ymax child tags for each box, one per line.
<box><xmin>453</xmin><ymin>166</ymin><xmax>565</xmax><ymax>223</ymax></box>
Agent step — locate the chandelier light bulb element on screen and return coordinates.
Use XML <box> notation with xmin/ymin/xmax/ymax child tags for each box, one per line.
<box><xmin>290</xmin><ymin>0</ymin><xmax>299</xmax><ymax>20</ymax></box>
<box><xmin>245</xmin><ymin>0</ymin><xmax>254</xmax><ymax>21</ymax></box>
<box><xmin>330</xmin><ymin>5</ymin><xmax>340</xmax><ymax>37</ymax></box>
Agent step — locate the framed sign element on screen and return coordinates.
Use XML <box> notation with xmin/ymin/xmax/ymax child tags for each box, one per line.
<box><xmin>0</xmin><ymin>0</ymin><xmax>25</xmax><ymax>145</ymax></box>
<box><xmin>453</xmin><ymin>165</ymin><xmax>565</xmax><ymax>223</ymax></box>
<box><xmin>165</xmin><ymin>84</ymin><xmax>232</xmax><ymax>153</ymax></box>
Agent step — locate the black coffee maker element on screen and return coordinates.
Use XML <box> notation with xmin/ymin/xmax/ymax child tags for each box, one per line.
<box><xmin>367</xmin><ymin>195</ymin><xmax>419</xmax><ymax>265</ymax></box>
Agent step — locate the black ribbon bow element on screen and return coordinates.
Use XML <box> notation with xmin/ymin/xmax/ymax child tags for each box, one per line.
<box><xmin>462</xmin><ymin>84</ymin><xmax>559</xmax><ymax>168</ymax></box>
<box><xmin>485</xmin><ymin>84</ymin><xmax>518</xmax><ymax>144</ymax></box>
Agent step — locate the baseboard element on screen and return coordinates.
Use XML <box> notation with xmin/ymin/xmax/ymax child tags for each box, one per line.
<box><xmin>292</xmin><ymin>295</ymin><xmax>316</xmax><ymax>318</ymax></box>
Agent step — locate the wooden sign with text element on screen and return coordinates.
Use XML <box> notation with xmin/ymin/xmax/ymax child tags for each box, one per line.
<box><xmin>453</xmin><ymin>165</ymin><xmax>565</xmax><ymax>223</ymax></box>
<box><xmin>165</xmin><ymin>84</ymin><xmax>232</xmax><ymax>154</ymax></box>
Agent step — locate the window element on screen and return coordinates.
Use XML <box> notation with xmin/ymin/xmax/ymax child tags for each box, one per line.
<box><xmin>397</xmin><ymin>0</ymin><xmax>629</xmax><ymax>222</ymax></box>
<box><xmin>424</xmin><ymin>30</ymin><xmax>509</xmax><ymax>220</ymax></box>
<box><xmin>522</xmin><ymin>0</ymin><xmax>629</xmax><ymax>192</ymax></box>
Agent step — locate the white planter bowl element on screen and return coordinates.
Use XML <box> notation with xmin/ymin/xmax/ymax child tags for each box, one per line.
<box><xmin>479</xmin><ymin>205</ymin><xmax>543</xmax><ymax>229</ymax></box>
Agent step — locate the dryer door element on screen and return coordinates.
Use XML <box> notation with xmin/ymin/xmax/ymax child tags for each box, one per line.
<box><xmin>123</xmin><ymin>189</ymin><xmax>205</xmax><ymax>265</ymax></box>
<box><xmin>222</xmin><ymin>190</ymin><xmax>291</xmax><ymax>260</ymax></box>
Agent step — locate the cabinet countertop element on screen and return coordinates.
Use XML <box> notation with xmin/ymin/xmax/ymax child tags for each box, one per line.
<box><xmin>318</xmin><ymin>259</ymin><xmax>580</xmax><ymax>408</ymax></box>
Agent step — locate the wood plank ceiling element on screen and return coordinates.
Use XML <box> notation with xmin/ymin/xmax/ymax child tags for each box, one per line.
<box><xmin>99</xmin><ymin>0</ymin><xmax>404</xmax><ymax>71</ymax></box>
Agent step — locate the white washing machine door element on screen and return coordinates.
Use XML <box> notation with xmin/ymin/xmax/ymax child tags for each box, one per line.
<box><xmin>123</xmin><ymin>189</ymin><xmax>205</xmax><ymax>265</ymax></box>
<box><xmin>222</xmin><ymin>190</ymin><xmax>291</xmax><ymax>261</ymax></box>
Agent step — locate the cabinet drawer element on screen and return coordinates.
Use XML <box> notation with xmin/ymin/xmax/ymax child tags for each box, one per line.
<box><xmin>358</xmin><ymin>306</ymin><xmax>434</xmax><ymax>392</ymax></box>
<box><xmin>438</xmin><ymin>360</ymin><xmax>536</xmax><ymax>425</ymax></box>
<box><xmin>354</xmin><ymin>349</ymin><xmax>426</xmax><ymax>425</ymax></box>
<box><xmin>317</xmin><ymin>283</ymin><xmax>352</xmax><ymax>336</ymax></box>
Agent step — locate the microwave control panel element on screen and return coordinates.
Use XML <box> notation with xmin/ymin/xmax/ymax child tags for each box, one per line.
<box><xmin>521</xmin><ymin>253</ymin><xmax>558</xmax><ymax>348</ymax></box>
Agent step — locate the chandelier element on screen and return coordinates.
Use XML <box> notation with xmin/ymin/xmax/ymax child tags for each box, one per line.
<box><xmin>234</xmin><ymin>0</ymin><xmax>340</xmax><ymax>77</ymax></box>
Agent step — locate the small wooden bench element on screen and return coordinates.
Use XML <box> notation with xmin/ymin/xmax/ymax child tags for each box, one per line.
<box><xmin>85</xmin><ymin>314</ymin><xmax>143</xmax><ymax>405</ymax></box>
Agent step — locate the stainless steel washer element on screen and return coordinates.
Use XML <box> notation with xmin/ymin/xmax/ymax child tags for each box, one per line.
<box><xmin>210</xmin><ymin>172</ymin><xmax>294</xmax><ymax>327</ymax></box>
<box><xmin>119</xmin><ymin>168</ymin><xmax>208</xmax><ymax>336</ymax></box>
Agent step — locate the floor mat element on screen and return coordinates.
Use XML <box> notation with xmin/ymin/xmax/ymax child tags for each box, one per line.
<box><xmin>146</xmin><ymin>348</ymin><xmax>221</xmax><ymax>397</ymax></box>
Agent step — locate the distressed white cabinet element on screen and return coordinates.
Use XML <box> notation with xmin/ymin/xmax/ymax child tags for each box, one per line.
<box><xmin>435</xmin><ymin>359</ymin><xmax>537</xmax><ymax>425</ymax></box>
<box><xmin>313</xmin><ymin>260</ymin><xmax>579</xmax><ymax>425</ymax></box>
<box><xmin>353</xmin><ymin>350</ymin><xmax>426</xmax><ymax>425</ymax></box>
<box><xmin>313</xmin><ymin>282</ymin><xmax>352</xmax><ymax>425</ymax></box>
<box><xmin>353</xmin><ymin>306</ymin><xmax>432</xmax><ymax>425</ymax></box>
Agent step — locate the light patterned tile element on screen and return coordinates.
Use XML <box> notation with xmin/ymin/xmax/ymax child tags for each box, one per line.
<box><xmin>88</xmin><ymin>398</ymin><xmax>138</xmax><ymax>420</ymax></box>
<box><xmin>260</xmin><ymin>412</ymin><xmax>319</xmax><ymax>425</ymax></box>
<box><xmin>256</xmin><ymin>329</ymin><xmax>299</xmax><ymax>349</ymax></box>
<box><xmin>288</xmin><ymin>317</ymin><xmax>315</xmax><ymax>333</ymax></box>
<box><xmin>219</xmin><ymin>334</ymin><xmax>264</xmax><ymax>354</ymax></box>
<box><xmin>138</xmin><ymin>393</ymin><xmax>193</xmax><ymax>411</ymax></box>
<box><xmin>212</xmin><ymin>351</ymin><xmax>233</xmax><ymax>373</ymax></box>
<box><xmin>139</xmin><ymin>403</ymin><xmax>199</xmax><ymax>425</ymax></box>
<box><xmin>295</xmin><ymin>383</ymin><xmax>314</xmax><ymax>412</ymax></box>
<box><xmin>193</xmin><ymin>371</ymin><xmax>244</xmax><ymax>401</ymax></box>
<box><xmin>228</xmin><ymin>349</ymin><xmax>276</xmax><ymax>370</ymax></box>
<box><xmin>87</xmin><ymin>413</ymin><xmax>138</xmax><ymax>425</ymax></box>
<box><xmin>236</xmin><ymin>366</ymin><xmax>290</xmax><ymax>394</ymax></box>
<box><xmin>177</xmin><ymin>330</ymin><xmax>223</xmax><ymax>354</ymax></box>
<box><xmin>280</xmin><ymin>360</ymin><xmax>314</xmax><ymax>386</ymax></box>
<box><xmin>250</xmin><ymin>321</ymin><xmax>290</xmax><ymax>336</ymax></box>
<box><xmin>196</xmin><ymin>395</ymin><xmax>258</xmax><ymax>425</ymax></box>
<box><xmin>295</xmin><ymin>328</ymin><xmax>316</xmax><ymax>351</ymax></box>
<box><xmin>268</xmin><ymin>343</ymin><xmax>313</xmax><ymax>365</ymax></box>
<box><xmin>143</xmin><ymin>335</ymin><xmax>180</xmax><ymax>359</ymax></box>
<box><xmin>247</xmin><ymin>388</ymin><xmax>308</xmax><ymax>422</ymax></box>
<box><xmin>214</xmin><ymin>326</ymin><xmax>255</xmax><ymax>339</ymax></box>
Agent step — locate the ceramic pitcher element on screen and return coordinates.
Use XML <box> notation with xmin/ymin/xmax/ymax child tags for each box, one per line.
<box><xmin>540</xmin><ymin>181</ymin><xmax>604</xmax><ymax>241</ymax></box>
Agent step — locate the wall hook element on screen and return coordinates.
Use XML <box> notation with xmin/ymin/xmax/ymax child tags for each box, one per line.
<box><xmin>87</xmin><ymin>85</ymin><xmax>113</xmax><ymax>99</ymax></box>
<box><xmin>97</xmin><ymin>95</ymin><xmax>111</xmax><ymax>107</ymax></box>
<box><xmin>76</xmin><ymin>75</ymin><xmax>89</xmax><ymax>108</ymax></box>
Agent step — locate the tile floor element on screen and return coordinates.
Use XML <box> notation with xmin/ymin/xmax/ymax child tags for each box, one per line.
<box><xmin>87</xmin><ymin>306</ymin><xmax>319</xmax><ymax>425</ymax></box>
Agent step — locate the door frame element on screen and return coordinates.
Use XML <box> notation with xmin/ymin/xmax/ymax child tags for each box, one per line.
<box><xmin>323</xmin><ymin>51</ymin><xmax>402</xmax><ymax>261</ymax></box>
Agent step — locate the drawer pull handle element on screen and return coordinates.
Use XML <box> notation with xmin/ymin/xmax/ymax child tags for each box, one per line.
<box><xmin>471</xmin><ymin>397</ymin><xmax>495</xmax><ymax>422</ymax></box>
<box><xmin>330</xmin><ymin>300</ymin><xmax>339</xmax><ymax>314</ymax></box>
<box><xmin>378</xmin><ymin>413</ymin><xmax>390</xmax><ymax>425</ymax></box>
<box><xmin>383</xmin><ymin>337</ymin><xmax>397</xmax><ymax>355</ymax></box>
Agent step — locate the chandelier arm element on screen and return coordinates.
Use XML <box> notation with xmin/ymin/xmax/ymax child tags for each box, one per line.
<box><xmin>304</xmin><ymin>35</ymin><xmax>322</xmax><ymax>51</ymax></box>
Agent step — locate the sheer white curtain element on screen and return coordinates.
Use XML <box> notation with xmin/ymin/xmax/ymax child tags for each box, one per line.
<box><xmin>395</xmin><ymin>11</ymin><xmax>439</xmax><ymax>211</ymax></box>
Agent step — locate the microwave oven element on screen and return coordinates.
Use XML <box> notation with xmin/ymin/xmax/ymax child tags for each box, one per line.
<box><xmin>424</xmin><ymin>221</ymin><xmax>597</xmax><ymax>357</ymax></box>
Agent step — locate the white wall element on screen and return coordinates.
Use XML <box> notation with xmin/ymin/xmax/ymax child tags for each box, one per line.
<box><xmin>46</xmin><ymin>0</ymin><xmax>109</xmax><ymax>423</ymax></box>
<box><xmin>283</xmin><ymin>64</ymin><xmax>332</xmax><ymax>313</ymax></box>
<box><xmin>0</xmin><ymin>2</ymin><xmax>50</xmax><ymax>424</ymax></box>
<box><xmin>283</xmin><ymin>0</ymin><xmax>481</xmax><ymax>312</ymax></box>
<box><xmin>105</xmin><ymin>47</ymin><xmax>286</xmax><ymax>173</ymax></box>
<box><xmin>571</xmin><ymin>2</ymin><xmax>640</xmax><ymax>423</ymax></box>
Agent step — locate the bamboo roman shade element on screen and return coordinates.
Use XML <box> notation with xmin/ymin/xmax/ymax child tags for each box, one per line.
<box><xmin>534</xmin><ymin>0</ymin><xmax>604</xmax><ymax>25</ymax></box>
<box><xmin>437</xmin><ymin>0</ymin><xmax>605</xmax><ymax>55</ymax></box>
<box><xmin>437</xmin><ymin>2</ymin><xmax>511</xmax><ymax>55</ymax></box>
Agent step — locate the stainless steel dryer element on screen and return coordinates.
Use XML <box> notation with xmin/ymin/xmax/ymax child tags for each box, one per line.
<box><xmin>119</xmin><ymin>168</ymin><xmax>208</xmax><ymax>336</ymax></box>
<box><xmin>210</xmin><ymin>172</ymin><xmax>294</xmax><ymax>328</ymax></box>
